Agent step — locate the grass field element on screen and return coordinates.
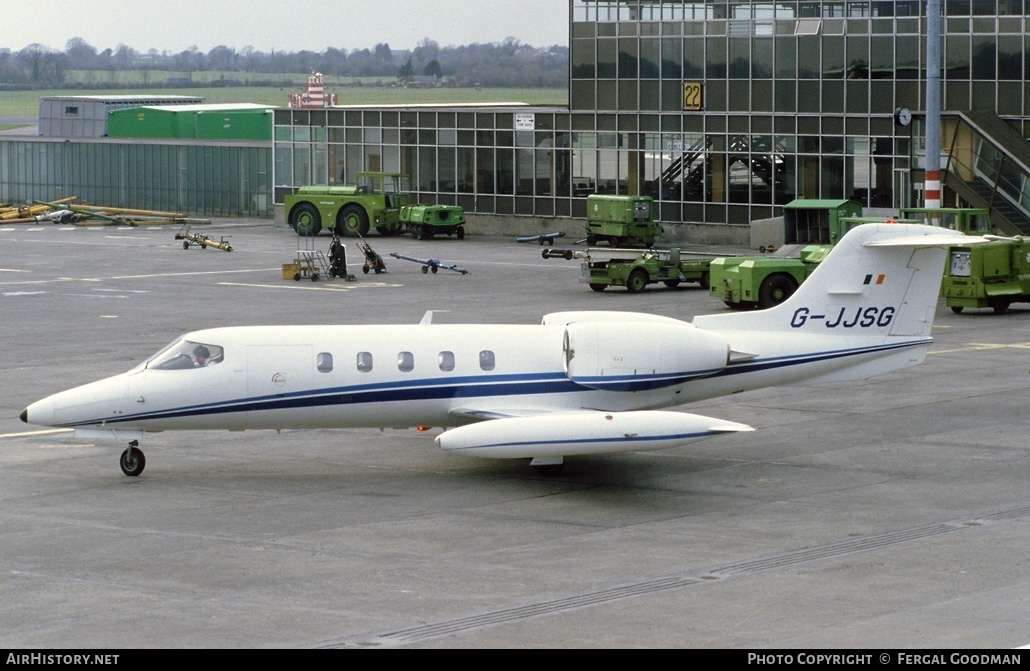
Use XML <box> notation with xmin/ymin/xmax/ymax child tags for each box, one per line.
<box><xmin>0</xmin><ymin>83</ymin><xmax>568</xmax><ymax>117</ymax></box>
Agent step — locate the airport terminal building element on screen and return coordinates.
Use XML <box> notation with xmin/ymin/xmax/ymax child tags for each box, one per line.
<box><xmin>3</xmin><ymin>1</ymin><xmax>1029</xmax><ymax>239</ymax></box>
<box><xmin>272</xmin><ymin>0</ymin><xmax>1030</xmax><ymax>240</ymax></box>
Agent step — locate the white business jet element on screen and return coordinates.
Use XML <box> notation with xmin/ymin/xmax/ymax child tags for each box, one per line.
<box><xmin>21</xmin><ymin>223</ymin><xmax>977</xmax><ymax>477</ymax></box>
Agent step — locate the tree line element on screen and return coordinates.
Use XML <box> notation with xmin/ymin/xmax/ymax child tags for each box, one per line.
<box><xmin>0</xmin><ymin>37</ymin><xmax>568</xmax><ymax>89</ymax></box>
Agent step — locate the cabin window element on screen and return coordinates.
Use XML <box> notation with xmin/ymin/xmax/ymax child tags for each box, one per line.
<box><xmin>398</xmin><ymin>351</ymin><xmax>414</xmax><ymax>372</ymax></box>
<box><xmin>316</xmin><ymin>352</ymin><xmax>333</xmax><ymax>373</ymax></box>
<box><xmin>356</xmin><ymin>351</ymin><xmax>373</xmax><ymax>372</ymax></box>
<box><xmin>438</xmin><ymin>351</ymin><xmax>455</xmax><ymax>372</ymax></box>
<box><xmin>479</xmin><ymin>350</ymin><xmax>495</xmax><ymax>371</ymax></box>
<box><xmin>148</xmin><ymin>339</ymin><xmax>223</xmax><ymax>370</ymax></box>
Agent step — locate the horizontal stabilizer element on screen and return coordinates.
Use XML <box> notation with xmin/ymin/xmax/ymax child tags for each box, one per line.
<box><xmin>863</xmin><ymin>231</ymin><xmax>984</xmax><ymax>247</ymax></box>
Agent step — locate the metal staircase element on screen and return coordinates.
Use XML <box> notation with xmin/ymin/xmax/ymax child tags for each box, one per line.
<box><xmin>935</xmin><ymin>111</ymin><xmax>1030</xmax><ymax>236</ymax></box>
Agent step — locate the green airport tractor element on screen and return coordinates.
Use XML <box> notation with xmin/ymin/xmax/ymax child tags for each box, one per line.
<box><xmin>400</xmin><ymin>204</ymin><xmax>466</xmax><ymax>240</ymax></box>
<box><xmin>940</xmin><ymin>235</ymin><xmax>1030</xmax><ymax>314</ymax></box>
<box><xmin>709</xmin><ymin>199</ymin><xmax>867</xmax><ymax>310</ymax></box>
<box><xmin>567</xmin><ymin>247</ymin><xmax>712</xmax><ymax>293</ymax></box>
<box><xmin>585</xmin><ymin>194</ymin><xmax>663</xmax><ymax>247</ymax></box>
<box><xmin>710</xmin><ymin>204</ymin><xmax>994</xmax><ymax>310</ymax></box>
<box><xmin>708</xmin><ymin>246</ymin><xmax>824</xmax><ymax>310</ymax></box>
<box><xmin>891</xmin><ymin>208</ymin><xmax>1029</xmax><ymax>314</ymax></box>
<box><xmin>710</xmin><ymin>220</ymin><xmax>915</xmax><ymax>310</ymax></box>
<box><xmin>284</xmin><ymin>172</ymin><xmax>413</xmax><ymax>237</ymax></box>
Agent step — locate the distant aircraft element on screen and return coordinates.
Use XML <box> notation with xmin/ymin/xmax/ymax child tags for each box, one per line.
<box><xmin>21</xmin><ymin>224</ymin><xmax>979</xmax><ymax>477</ymax></box>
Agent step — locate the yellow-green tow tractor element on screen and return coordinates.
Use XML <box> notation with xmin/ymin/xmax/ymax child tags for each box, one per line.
<box><xmin>543</xmin><ymin>246</ymin><xmax>714</xmax><ymax>293</ymax></box>
<box><xmin>285</xmin><ymin>172</ymin><xmax>465</xmax><ymax>239</ymax></box>
<box><xmin>708</xmin><ymin>199</ymin><xmax>868</xmax><ymax>309</ymax></box>
<box><xmin>940</xmin><ymin>233</ymin><xmax>1030</xmax><ymax>314</ymax></box>
<box><xmin>284</xmin><ymin>172</ymin><xmax>412</xmax><ymax>237</ymax></box>
<box><xmin>898</xmin><ymin>207</ymin><xmax>1030</xmax><ymax>314</ymax></box>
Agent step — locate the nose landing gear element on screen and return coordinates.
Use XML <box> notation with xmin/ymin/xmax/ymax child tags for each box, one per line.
<box><xmin>120</xmin><ymin>441</ymin><xmax>146</xmax><ymax>477</ymax></box>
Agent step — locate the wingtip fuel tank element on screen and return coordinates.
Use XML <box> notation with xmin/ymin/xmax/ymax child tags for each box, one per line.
<box><xmin>434</xmin><ymin>410</ymin><xmax>753</xmax><ymax>459</ymax></box>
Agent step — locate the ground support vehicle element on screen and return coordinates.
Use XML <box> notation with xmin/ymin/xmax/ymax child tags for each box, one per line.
<box><xmin>749</xmin><ymin>198</ymin><xmax>863</xmax><ymax>252</ymax></box>
<box><xmin>708</xmin><ymin>246</ymin><xmax>824</xmax><ymax>310</ymax></box>
<box><xmin>517</xmin><ymin>232</ymin><xmax>564</xmax><ymax>245</ymax></box>
<box><xmin>585</xmin><ymin>194</ymin><xmax>662</xmax><ymax>247</ymax></box>
<box><xmin>898</xmin><ymin>207</ymin><xmax>1030</xmax><ymax>314</ymax></box>
<box><xmin>713</xmin><ymin>198</ymin><xmax>933</xmax><ymax>310</ymax></box>
<box><xmin>940</xmin><ymin>235</ymin><xmax>1030</xmax><ymax>314</ymax></box>
<box><xmin>573</xmin><ymin>247</ymin><xmax>712</xmax><ymax>293</ymax></box>
<box><xmin>898</xmin><ymin>207</ymin><xmax>993</xmax><ymax>235</ymax></box>
<box><xmin>284</xmin><ymin>172</ymin><xmax>413</xmax><ymax>237</ymax></box>
<box><xmin>400</xmin><ymin>204</ymin><xmax>466</xmax><ymax>240</ymax></box>
<box><xmin>711</xmin><ymin>215</ymin><xmax>922</xmax><ymax>309</ymax></box>
<box><xmin>175</xmin><ymin>224</ymin><xmax>232</xmax><ymax>252</ymax></box>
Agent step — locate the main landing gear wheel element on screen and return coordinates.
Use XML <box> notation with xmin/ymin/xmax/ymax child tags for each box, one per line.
<box><xmin>120</xmin><ymin>441</ymin><xmax>146</xmax><ymax>477</ymax></box>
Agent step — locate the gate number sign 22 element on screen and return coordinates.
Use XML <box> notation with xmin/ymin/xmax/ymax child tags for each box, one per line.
<box><xmin>683</xmin><ymin>82</ymin><xmax>703</xmax><ymax>111</ymax></box>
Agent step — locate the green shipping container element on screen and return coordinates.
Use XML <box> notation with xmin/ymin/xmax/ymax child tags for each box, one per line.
<box><xmin>107</xmin><ymin>104</ymin><xmax>274</xmax><ymax>140</ymax></box>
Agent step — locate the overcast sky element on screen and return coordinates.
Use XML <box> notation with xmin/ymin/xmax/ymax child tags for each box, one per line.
<box><xmin>9</xmin><ymin>0</ymin><xmax>570</xmax><ymax>54</ymax></box>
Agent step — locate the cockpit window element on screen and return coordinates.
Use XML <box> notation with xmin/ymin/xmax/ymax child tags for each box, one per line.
<box><xmin>148</xmin><ymin>339</ymin><xmax>224</xmax><ymax>370</ymax></box>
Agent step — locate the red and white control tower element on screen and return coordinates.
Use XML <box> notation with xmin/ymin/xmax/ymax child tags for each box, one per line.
<box><xmin>288</xmin><ymin>72</ymin><xmax>338</xmax><ymax>109</ymax></box>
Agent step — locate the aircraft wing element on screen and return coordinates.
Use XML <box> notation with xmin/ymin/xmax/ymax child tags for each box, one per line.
<box><xmin>438</xmin><ymin>407</ymin><xmax>753</xmax><ymax>459</ymax></box>
<box><xmin>449</xmin><ymin>406</ymin><xmax>558</xmax><ymax>421</ymax></box>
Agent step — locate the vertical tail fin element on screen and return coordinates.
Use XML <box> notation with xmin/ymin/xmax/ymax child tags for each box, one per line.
<box><xmin>692</xmin><ymin>223</ymin><xmax>978</xmax><ymax>337</ymax></box>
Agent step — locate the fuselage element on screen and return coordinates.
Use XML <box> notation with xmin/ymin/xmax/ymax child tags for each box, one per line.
<box><xmin>22</xmin><ymin>320</ymin><xmax>930</xmax><ymax>434</ymax></box>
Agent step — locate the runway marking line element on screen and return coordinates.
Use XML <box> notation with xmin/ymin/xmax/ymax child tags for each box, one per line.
<box><xmin>218</xmin><ymin>281</ymin><xmax>403</xmax><ymax>291</ymax></box>
<box><xmin>0</xmin><ymin>429</ymin><xmax>71</xmax><ymax>439</ymax></box>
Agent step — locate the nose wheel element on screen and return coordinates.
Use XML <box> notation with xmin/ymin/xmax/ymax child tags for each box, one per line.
<box><xmin>120</xmin><ymin>441</ymin><xmax>146</xmax><ymax>477</ymax></box>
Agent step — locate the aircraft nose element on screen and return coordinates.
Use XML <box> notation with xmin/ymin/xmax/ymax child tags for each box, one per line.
<box><xmin>21</xmin><ymin>397</ymin><xmax>56</xmax><ymax>427</ymax></box>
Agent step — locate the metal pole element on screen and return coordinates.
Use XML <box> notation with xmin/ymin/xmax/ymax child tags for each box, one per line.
<box><xmin>925</xmin><ymin>0</ymin><xmax>941</xmax><ymax>209</ymax></box>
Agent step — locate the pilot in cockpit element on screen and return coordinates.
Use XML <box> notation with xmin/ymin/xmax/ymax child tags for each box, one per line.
<box><xmin>148</xmin><ymin>340</ymin><xmax>222</xmax><ymax>370</ymax></box>
<box><xmin>193</xmin><ymin>345</ymin><xmax>211</xmax><ymax>367</ymax></box>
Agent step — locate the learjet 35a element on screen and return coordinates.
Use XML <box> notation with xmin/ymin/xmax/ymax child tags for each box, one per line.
<box><xmin>21</xmin><ymin>223</ymin><xmax>979</xmax><ymax>476</ymax></box>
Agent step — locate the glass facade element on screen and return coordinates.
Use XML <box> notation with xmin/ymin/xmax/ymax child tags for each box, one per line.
<box><xmin>274</xmin><ymin>0</ymin><xmax>1030</xmax><ymax>232</ymax></box>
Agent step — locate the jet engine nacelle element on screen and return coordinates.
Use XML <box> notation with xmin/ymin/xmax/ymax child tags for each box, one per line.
<box><xmin>562</xmin><ymin>321</ymin><xmax>730</xmax><ymax>391</ymax></box>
